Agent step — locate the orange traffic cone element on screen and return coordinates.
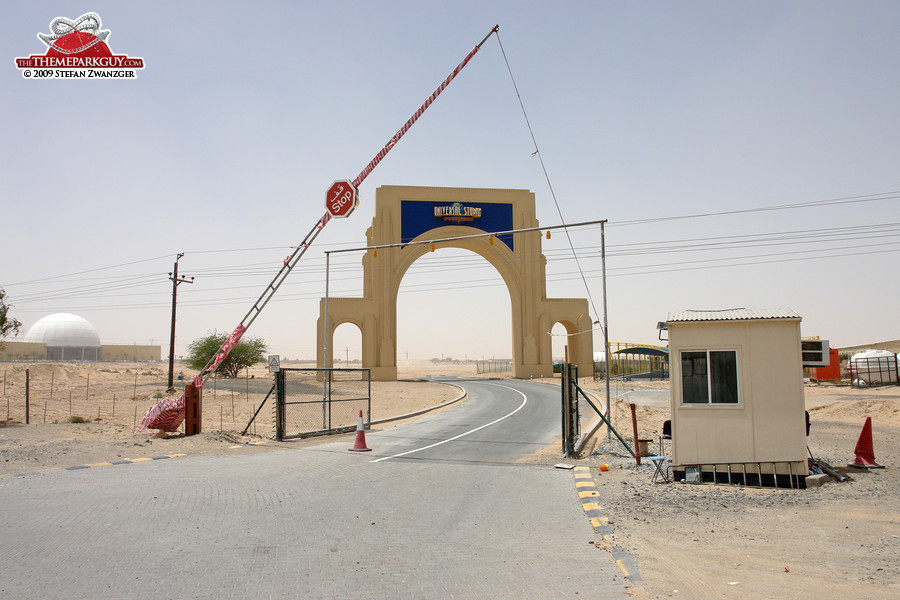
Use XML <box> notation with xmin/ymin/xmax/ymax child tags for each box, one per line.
<box><xmin>349</xmin><ymin>410</ymin><xmax>371</xmax><ymax>452</ymax></box>
<box><xmin>850</xmin><ymin>417</ymin><xmax>883</xmax><ymax>468</ymax></box>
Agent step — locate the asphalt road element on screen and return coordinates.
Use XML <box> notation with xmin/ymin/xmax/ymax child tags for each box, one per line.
<box><xmin>0</xmin><ymin>378</ymin><xmax>629</xmax><ymax>599</ymax></box>
<box><xmin>367</xmin><ymin>378</ymin><xmax>563</xmax><ymax>465</ymax></box>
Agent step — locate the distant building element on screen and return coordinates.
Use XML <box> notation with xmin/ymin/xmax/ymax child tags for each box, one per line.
<box><xmin>23</xmin><ymin>313</ymin><xmax>101</xmax><ymax>360</ymax></box>
<box><xmin>0</xmin><ymin>313</ymin><xmax>160</xmax><ymax>362</ymax></box>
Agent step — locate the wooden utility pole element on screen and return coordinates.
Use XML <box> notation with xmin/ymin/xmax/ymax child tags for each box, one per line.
<box><xmin>167</xmin><ymin>253</ymin><xmax>194</xmax><ymax>392</ymax></box>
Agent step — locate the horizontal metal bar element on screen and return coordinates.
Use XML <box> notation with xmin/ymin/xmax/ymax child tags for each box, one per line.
<box><xmin>326</xmin><ymin>219</ymin><xmax>609</xmax><ymax>255</ymax></box>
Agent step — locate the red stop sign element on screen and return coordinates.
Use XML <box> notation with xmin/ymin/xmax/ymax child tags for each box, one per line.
<box><xmin>325</xmin><ymin>180</ymin><xmax>358</xmax><ymax>218</ymax></box>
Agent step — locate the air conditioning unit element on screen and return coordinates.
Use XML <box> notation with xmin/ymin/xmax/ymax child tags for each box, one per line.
<box><xmin>801</xmin><ymin>339</ymin><xmax>830</xmax><ymax>367</ymax></box>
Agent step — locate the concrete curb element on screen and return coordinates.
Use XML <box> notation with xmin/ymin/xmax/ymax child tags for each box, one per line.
<box><xmin>573</xmin><ymin>465</ymin><xmax>643</xmax><ymax>583</ymax></box>
<box><xmin>0</xmin><ymin>453</ymin><xmax>188</xmax><ymax>480</ymax></box>
<box><xmin>370</xmin><ymin>381</ymin><xmax>468</xmax><ymax>427</ymax></box>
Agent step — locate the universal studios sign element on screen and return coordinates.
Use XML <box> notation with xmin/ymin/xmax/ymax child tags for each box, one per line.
<box><xmin>434</xmin><ymin>202</ymin><xmax>482</xmax><ymax>223</ymax></box>
<box><xmin>401</xmin><ymin>199</ymin><xmax>514</xmax><ymax>249</ymax></box>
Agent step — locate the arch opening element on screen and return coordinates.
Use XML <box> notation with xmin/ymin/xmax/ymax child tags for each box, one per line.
<box><xmin>332</xmin><ymin>322</ymin><xmax>362</xmax><ymax>368</ymax></box>
<box><xmin>396</xmin><ymin>248</ymin><xmax>511</xmax><ymax>375</ymax></box>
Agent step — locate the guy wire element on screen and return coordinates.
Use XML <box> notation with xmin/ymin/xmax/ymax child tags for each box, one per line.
<box><xmin>495</xmin><ymin>31</ymin><xmax>602</xmax><ymax>325</ymax></box>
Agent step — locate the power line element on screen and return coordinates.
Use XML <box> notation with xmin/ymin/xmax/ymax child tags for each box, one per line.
<box><xmin>611</xmin><ymin>191</ymin><xmax>900</xmax><ymax>227</ymax></box>
<box><xmin>6</xmin><ymin>254</ymin><xmax>173</xmax><ymax>286</ymax></box>
<box><xmin>7</xmin><ymin>190</ymin><xmax>899</xmax><ymax>315</ymax></box>
<box><xmin>12</xmin><ymin>232</ymin><xmax>898</xmax><ymax>310</ymax></box>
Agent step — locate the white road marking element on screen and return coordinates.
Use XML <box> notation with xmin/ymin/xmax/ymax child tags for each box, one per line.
<box><xmin>370</xmin><ymin>383</ymin><xmax>528</xmax><ymax>463</ymax></box>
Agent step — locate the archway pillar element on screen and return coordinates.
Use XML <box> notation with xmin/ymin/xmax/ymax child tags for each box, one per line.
<box><xmin>317</xmin><ymin>297</ymin><xmax>398</xmax><ymax>380</ymax></box>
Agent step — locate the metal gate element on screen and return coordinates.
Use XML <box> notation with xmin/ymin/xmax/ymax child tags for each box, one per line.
<box><xmin>561</xmin><ymin>363</ymin><xmax>581</xmax><ymax>458</ymax></box>
<box><xmin>275</xmin><ymin>368</ymin><xmax>371</xmax><ymax>440</ymax></box>
<box><xmin>849</xmin><ymin>354</ymin><xmax>899</xmax><ymax>387</ymax></box>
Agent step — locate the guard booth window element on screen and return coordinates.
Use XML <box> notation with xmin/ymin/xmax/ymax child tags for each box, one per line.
<box><xmin>681</xmin><ymin>350</ymin><xmax>739</xmax><ymax>404</ymax></box>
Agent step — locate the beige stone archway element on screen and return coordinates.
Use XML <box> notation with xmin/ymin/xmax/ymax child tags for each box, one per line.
<box><xmin>317</xmin><ymin>186</ymin><xmax>593</xmax><ymax>380</ymax></box>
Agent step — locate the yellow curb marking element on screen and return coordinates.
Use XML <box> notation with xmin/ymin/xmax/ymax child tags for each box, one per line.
<box><xmin>0</xmin><ymin>454</ymin><xmax>189</xmax><ymax>481</ymax></box>
<box><xmin>578</xmin><ymin>490</ymin><xmax>599</xmax><ymax>498</ymax></box>
<box><xmin>582</xmin><ymin>502</ymin><xmax>604</xmax><ymax>511</ymax></box>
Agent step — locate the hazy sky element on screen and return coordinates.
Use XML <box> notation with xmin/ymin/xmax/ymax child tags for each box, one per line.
<box><xmin>3</xmin><ymin>1</ymin><xmax>898</xmax><ymax>363</ymax></box>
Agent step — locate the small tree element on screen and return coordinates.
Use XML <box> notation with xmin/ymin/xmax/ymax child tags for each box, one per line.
<box><xmin>0</xmin><ymin>288</ymin><xmax>22</xmax><ymax>349</ymax></box>
<box><xmin>185</xmin><ymin>332</ymin><xmax>268</xmax><ymax>378</ymax></box>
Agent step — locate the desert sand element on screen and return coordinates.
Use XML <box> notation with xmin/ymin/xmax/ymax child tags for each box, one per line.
<box><xmin>1</xmin><ymin>360</ymin><xmax>898</xmax><ymax>599</ymax></box>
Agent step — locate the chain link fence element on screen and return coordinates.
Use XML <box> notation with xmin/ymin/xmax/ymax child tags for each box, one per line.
<box><xmin>275</xmin><ymin>368</ymin><xmax>371</xmax><ymax>440</ymax></box>
<box><xmin>0</xmin><ymin>363</ymin><xmax>277</xmax><ymax>436</ymax></box>
<box><xmin>475</xmin><ymin>359</ymin><xmax>512</xmax><ymax>374</ymax></box>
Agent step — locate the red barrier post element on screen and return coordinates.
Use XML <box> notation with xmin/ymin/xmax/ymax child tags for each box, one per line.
<box><xmin>184</xmin><ymin>383</ymin><xmax>201</xmax><ymax>436</ymax></box>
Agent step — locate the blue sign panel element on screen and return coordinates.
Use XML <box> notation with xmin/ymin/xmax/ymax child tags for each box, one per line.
<box><xmin>400</xmin><ymin>200</ymin><xmax>515</xmax><ymax>250</ymax></box>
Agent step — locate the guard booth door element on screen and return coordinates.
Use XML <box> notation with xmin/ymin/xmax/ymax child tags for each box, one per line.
<box><xmin>275</xmin><ymin>368</ymin><xmax>371</xmax><ymax>440</ymax></box>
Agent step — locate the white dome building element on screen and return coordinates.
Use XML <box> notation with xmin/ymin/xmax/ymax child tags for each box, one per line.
<box><xmin>23</xmin><ymin>313</ymin><xmax>102</xmax><ymax>361</ymax></box>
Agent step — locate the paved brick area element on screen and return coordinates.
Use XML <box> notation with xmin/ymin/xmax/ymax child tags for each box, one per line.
<box><xmin>0</xmin><ymin>444</ymin><xmax>629</xmax><ymax>599</ymax></box>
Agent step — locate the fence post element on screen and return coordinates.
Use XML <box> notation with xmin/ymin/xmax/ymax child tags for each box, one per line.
<box><xmin>25</xmin><ymin>369</ymin><xmax>30</xmax><ymax>424</ymax></box>
<box><xmin>630</xmin><ymin>402</ymin><xmax>642</xmax><ymax>466</ymax></box>
<box><xmin>274</xmin><ymin>369</ymin><xmax>284</xmax><ymax>441</ymax></box>
<box><xmin>184</xmin><ymin>383</ymin><xmax>201</xmax><ymax>436</ymax></box>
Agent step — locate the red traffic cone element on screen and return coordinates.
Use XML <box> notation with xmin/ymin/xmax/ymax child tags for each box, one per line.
<box><xmin>349</xmin><ymin>410</ymin><xmax>371</xmax><ymax>452</ymax></box>
<box><xmin>850</xmin><ymin>417</ymin><xmax>883</xmax><ymax>468</ymax></box>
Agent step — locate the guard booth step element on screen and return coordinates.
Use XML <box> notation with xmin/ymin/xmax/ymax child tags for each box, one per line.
<box><xmin>672</xmin><ymin>460</ymin><xmax>806</xmax><ymax>489</ymax></box>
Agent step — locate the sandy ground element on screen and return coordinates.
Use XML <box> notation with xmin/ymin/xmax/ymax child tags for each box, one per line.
<box><xmin>0</xmin><ymin>360</ymin><xmax>464</xmax><ymax>475</ymax></box>
<box><xmin>571</xmin><ymin>378</ymin><xmax>900</xmax><ymax>600</ymax></box>
<box><xmin>2</xmin><ymin>361</ymin><xmax>898</xmax><ymax>599</ymax></box>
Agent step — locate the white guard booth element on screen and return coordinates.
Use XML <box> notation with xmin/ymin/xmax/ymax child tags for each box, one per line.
<box><xmin>666</xmin><ymin>308</ymin><xmax>808</xmax><ymax>488</ymax></box>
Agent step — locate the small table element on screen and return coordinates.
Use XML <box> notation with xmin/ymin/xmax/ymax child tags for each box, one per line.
<box><xmin>647</xmin><ymin>455</ymin><xmax>669</xmax><ymax>483</ymax></box>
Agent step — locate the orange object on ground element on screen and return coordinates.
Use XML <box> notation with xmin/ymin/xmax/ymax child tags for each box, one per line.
<box><xmin>349</xmin><ymin>410</ymin><xmax>372</xmax><ymax>452</ymax></box>
<box><xmin>810</xmin><ymin>348</ymin><xmax>841</xmax><ymax>381</ymax></box>
<box><xmin>850</xmin><ymin>416</ymin><xmax>883</xmax><ymax>468</ymax></box>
